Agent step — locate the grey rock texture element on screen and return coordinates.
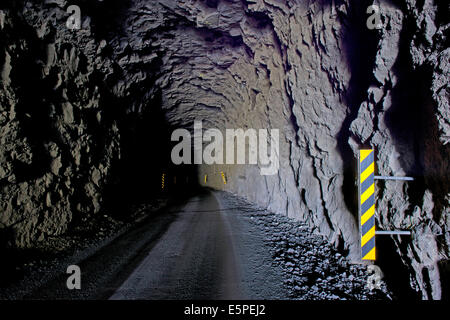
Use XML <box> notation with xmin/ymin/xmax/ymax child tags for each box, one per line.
<box><xmin>0</xmin><ymin>0</ymin><xmax>122</xmax><ymax>246</ymax></box>
<box><xmin>348</xmin><ymin>0</ymin><xmax>450</xmax><ymax>299</ymax></box>
<box><xmin>222</xmin><ymin>193</ymin><xmax>391</xmax><ymax>300</ymax></box>
<box><xmin>0</xmin><ymin>0</ymin><xmax>448</xmax><ymax>299</ymax></box>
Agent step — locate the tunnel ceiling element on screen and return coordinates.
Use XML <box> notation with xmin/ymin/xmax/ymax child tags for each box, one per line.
<box><xmin>0</xmin><ymin>0</ymin><xmax>449</xmax><ymax>299</ymax></box>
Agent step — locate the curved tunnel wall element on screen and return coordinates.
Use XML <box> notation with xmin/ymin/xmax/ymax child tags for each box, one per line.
<box><xmin>0</xmin><ymin>0</ymin><xmax>448</xmax><ymax>299</ymax></box>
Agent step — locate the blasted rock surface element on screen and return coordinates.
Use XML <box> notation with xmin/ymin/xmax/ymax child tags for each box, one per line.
<box><xmin>0</xmin><ymin>0</ymin><xmax>448</xmax><ymax>299</ymax></box>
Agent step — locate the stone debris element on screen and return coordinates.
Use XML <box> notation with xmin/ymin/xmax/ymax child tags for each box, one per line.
<box><xmin>231</xmin><ymin>195</ymin><xmax>391</xmax><ymax>300</ymax></box>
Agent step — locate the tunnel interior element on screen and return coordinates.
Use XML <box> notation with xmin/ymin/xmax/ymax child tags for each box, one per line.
<box><xmin>0</xmin><ymin>0</ymin><xmax>448</xmax><ymax>300</ymax></box>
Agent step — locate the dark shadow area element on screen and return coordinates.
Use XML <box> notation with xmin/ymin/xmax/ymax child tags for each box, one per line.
<box><xmin>335</xmin><ymin>0</ymin><xmax>380</xmax><ymax>221</ymax></box>
<box><xmin>101</xmin><ymin>88</ymin><xmax>201</xmax><ymax>220</ymax></box>
<box><xmin>438</xmin><ymin>259</ymin><xmax>450</xmax><ymax>300</ymax></box>
<box><xmin>21</xmin><ymin>192</ymin><xmax>194</xmax><ymax>300</ymax></box>
<box><xmin>0</xmin><ymin>221</ymin><xmax>29</xmax><ymax>287</ymax></box>
<box><xmin>0</xmin><ymin>7</ymin><xmax>56</xmax><ymax>182</ymax></box>
<box><xmin>0</xmin><ymin>0</ymin><xmax>201</xmax><ymax>291</ymax></box>
<box><xmin>376</xmin><ymin>235</ymin><xmax>421</xmax><ymax>299</ymax></box>
<box><xmin>381</xmin><ymin>1</ymin><xmax>449</xmax><ymax>298</ymax></box>
<box><xmin>61</xmin><ymin>0</ymin><xmax>133</xmax><ymax>40</ymax></box>
<box><xmin>384</xmin><ymin>12</ymin><xmax>426</xmax><ymax>183</ymax></box>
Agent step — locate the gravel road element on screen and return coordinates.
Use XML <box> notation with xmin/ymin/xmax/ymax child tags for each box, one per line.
<box><xmin>1</xmin><ymin>189</ymin><xmax>391</xmax><ymax>300</ymax></box>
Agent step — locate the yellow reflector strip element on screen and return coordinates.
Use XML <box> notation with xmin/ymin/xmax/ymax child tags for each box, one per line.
<box><xmin>360</xmin><ymin>183</ymin><xmax>374</xmax><ymax>205</ymax></box>
<box><xmin>361</xmin><ymin>226</ymin><xmax>375</xmax><ymax>247</ymax></box>
<box><xmin>360</xmin><ymin>149</ymin><xmax>373</xmax><ymax>163</ymax></box>
<box><xmin>360</xmin><ymin>162</ymin><xmax>374</xmax><ymax>182</ymax></box>
<box><xmin>361</xmin><ymin>205</ymin><xmax>375</xmax><ymax>225</ymax></box>
<box><xmin>362</xmin><ymin>247</ymin><xmax>376</xmax><ymax>260</ymax></box>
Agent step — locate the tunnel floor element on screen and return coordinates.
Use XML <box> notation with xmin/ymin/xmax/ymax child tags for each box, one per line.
<box><xmin>110</xmin><ymin>190</ymin><xmax>285</xmax><ymax>300</ymax></box>
<box><xmin>2</xmin><ymin>190</ymin><xmax>391</xmax><ymax>300</ymax></box>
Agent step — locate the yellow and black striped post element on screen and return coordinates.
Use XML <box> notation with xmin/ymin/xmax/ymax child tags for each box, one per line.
<box><xmin>221</xmin><ymin>171</ymin><xmax>227</xmax><ymax>185</ymax></box>
<box><xmin>359</xmin><ymin>149</ymin><xmax>376</xmax><ymax>260</ymax></box>
<box><xmin>161</xmin><ymin>173</ymin><xmax>166</xmax><ymax>191</ymax></box>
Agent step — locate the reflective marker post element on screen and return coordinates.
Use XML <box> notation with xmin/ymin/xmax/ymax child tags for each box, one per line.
<box><xmin>359</xmin><ymin>149</ymin><xmax>376</xmax><ymax>260</ymax></box>
<box><xmin>358</xmin><ymin>149</ymin><xmax>413</xmax><ymax>261</ymax></box>
<box><xmin>221</xmin><ymin>171</ymin><xmax>227</xmax><ymax>185</ymax></box>
<box><xmin>161</xmin><ymin>173</ymin><xmax>166</xmax><ymax>191</ymax></box>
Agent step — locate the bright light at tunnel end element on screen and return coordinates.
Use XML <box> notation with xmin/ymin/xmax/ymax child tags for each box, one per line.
<box><xmin>170</xmin><ymin>120</ymin><xmax>280</xmax><ymax>175</ymax></box>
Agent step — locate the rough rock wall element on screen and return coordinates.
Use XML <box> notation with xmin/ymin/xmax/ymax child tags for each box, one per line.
<box><xmin>348</xmin><ymin>0</ymin><xmax>450</xmax><ymax>299</ymax></box>
<box><xmin>0</xmin><ymin>0</ymin><xmax>123</xmax><ymax>246</ymax></box>
<box><xmin>0</xmin><ymin>0</ymin><xmax>448</xmax><ymax>299</ymax></box>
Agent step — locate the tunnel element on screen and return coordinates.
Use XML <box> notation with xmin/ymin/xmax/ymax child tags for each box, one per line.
<box><xmin>0</xmin><ymin>0</ymin><xmax>449</xmax><ymax>301</ymax></box>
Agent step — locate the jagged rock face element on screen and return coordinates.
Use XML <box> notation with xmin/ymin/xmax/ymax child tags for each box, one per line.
<box><xmin>0</xmin><ymin>0</ymin><xmax>448</xmax><ymax>299</ymax></box>
<box><xmin>0</xmin><ymin>0</ymin><xmax>123</xmax><ymax>245</ymax></box>
<box><xmin>347</xmin><ymin>0</ymin><xmax>450</xmax><ymax>300</ymax></box>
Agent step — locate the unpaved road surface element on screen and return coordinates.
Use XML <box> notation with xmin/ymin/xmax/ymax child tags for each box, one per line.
<box><xmin>110</xmin><ymin>189</ymin><xmax>287</xmax><ymax>299</ymax></box>
<box><xmin>2</xmin><ymin>189</ymin><xmax>390</xmax><ymax>300</ymax></box>
<box><xmin>15</xmin><ymin>190</ymin><xmax>287</xmax><ymax>299</ymax></box>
